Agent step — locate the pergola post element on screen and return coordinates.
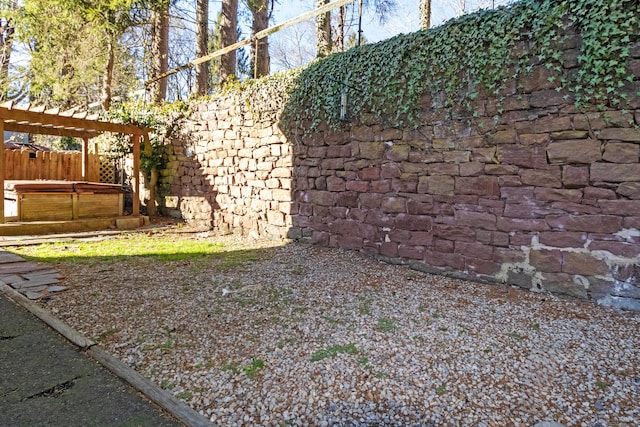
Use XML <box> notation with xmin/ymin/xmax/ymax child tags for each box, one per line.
<box><xmin>81</xmin><ymin>137</ymin><xmax>89</xmax><ymax>181</ymax></box>
<box><xmin>131</xmin><ymin>134</ymin><xmax>141</xmax><ymax>216</ymax></box>
<box><xmin>0</xmin><ymin>119</ymin><xmax>4</xmax><ymax>224</ymax></box>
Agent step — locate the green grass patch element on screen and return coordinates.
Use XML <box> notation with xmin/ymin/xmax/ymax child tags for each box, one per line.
<box><xmin>242</xmin><ymin>358</ymin><xmax>265</xmax><ymax>379</ymax></box>
<box><xmin>9</xmin><ymin>234</ymin><xmax>263</xmax><ymax>272</ymax></box>
<box><xmin>311</xmin><ymin>343</ymin><xmax>358</xmax><ymax>362</ymax></box>
<box><xmin>377</xmin><ymin>317</ymin><xmax>397</xmax><ymax>333</ymax></box>
<box><xmin>175</xmin><ymin>391</ymin><xmax>192</xmax><ymax>400</ymax></box>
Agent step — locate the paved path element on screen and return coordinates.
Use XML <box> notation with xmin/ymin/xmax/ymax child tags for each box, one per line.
<box><xmin>0</xmin><ymin>293</ymin><xmax>184</xmax><ymax>426</ymax></box>
<box><xmin>0</xmin><ymin>251</ymin><xmax>63</xmax><ymax>300</ymax></box>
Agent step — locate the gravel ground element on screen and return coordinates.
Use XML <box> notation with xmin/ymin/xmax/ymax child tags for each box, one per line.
<box><xmin>28</xmin><ymin>232</ymin><xmax>640</xmax><ymax>427</ymax></box>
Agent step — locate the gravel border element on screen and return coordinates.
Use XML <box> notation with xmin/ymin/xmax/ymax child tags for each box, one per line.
<box><xmin>27</xmin><ymin>233</ymin><xmax>640</xmax><ymax>427</ymax></box>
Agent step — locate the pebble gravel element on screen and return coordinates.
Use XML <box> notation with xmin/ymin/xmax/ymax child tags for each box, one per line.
<box><xmin>34</xmin><ymin>234</ymin><xmax>640</xmax><ymax>427</ymax></box>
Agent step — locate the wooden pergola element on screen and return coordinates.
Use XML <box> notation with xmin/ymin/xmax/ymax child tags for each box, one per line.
<box><xmin>0</xmin><ymin>101</ymin><xmax>151</xmax><ymax>225</ymax></box>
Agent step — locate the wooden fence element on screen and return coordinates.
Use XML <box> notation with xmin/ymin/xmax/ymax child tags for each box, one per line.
<box><xmin>4</xmin><ymin>149</ymin><xmax>103</xmax><ymax>182</ymax></box>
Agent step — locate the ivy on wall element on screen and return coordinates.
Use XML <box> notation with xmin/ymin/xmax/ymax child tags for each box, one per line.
<box><xmin>275</xmin><ymin>0</ymin><xmax>639</xmax><ymax>134</ymax></box>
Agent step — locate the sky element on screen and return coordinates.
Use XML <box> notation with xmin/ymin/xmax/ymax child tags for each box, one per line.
<box><xmin>206</xmin><ymin>0</ymin><xmax>513</xmax><ymax>73</ymax></box>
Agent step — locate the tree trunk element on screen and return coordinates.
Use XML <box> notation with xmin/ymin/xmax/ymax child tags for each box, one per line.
<box><xmin>101</xmin><ymin>35</ymin><xmax>114</xmax><ymax>111</ymax></box>
<box><xmin>194</xmin><ymin>0</ymin><xmax>208</xmax><ymax>96</ymax></box>
<box><xmin>143</xmin><ymin>135</ymin><xmax>158</xmax><ymax>217</ymax></box>
<box><xmin>316</xmin><ymin>0</ymin><xmax>331</xmax><ymax>58</ymax></box>
<box><xmin>0</xmin><ymin>2</ymin><xmax>15</xmax><ymax>101</ymax></box>
<box><xmin>149</xmin><ymin>4</ymin><xmax>170</xmax><ymax>104</ymax></box>
<box><xmin>420</xmin><ymin>0</ymin><xmax>431</xmax><ymax>30</ymax></box>
<box><xmin>249</xmin><ymin>0</ymin><xmax>270</xmax><ymax>78</ymax></box>
<box><xmin>336</xmin><ymin>6</ymin><xmax>345</xmax><ymax>52</ymax></box>
<box><xmin>220</xmin><ymin>0</ymin><xmax>238</xmax><ymax>87</ymax></box>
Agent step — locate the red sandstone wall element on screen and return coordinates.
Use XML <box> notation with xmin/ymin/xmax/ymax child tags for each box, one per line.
<box><xmin>161</xmin><ymin>40</ymin><xmax>640</xmax><ymax>310</ymax></box>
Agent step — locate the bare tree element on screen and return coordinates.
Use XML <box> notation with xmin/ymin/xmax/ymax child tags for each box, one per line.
<box><xmin>0</xmin><ymin>1</ymin><xmax>16</xmax><ymax>100</ymax></box>
<box><xmin>247</xmin><ymin>0</ymin><xmax>270</xmax><ymax>78</ymax></box>
<box><xmin>420</xmin><ymin>0</ymin><xmax>431</xmax><ymax>29</ymax></box>
<box><xmin>149</xmin><ymin>2</ymin><xmax>170</xmax><ymax>103</ymax></box>
<box><xmin>316</xmin><ymin>0</ymin><xmax>331</xmax><ymax>57</ymax></box>
<box><xmin>194</xmin><ymin>0</ymin><xmax>208</xmax><ymax>96</ymax></box>
<box><xmin>220</xmin><ymin>0</ymin><xmax>238</xmax><ymax>87</ymax></box>
<box><xmin>272</xmin><ymin>20</ymin><xmax>315</xmax><ymax>70</ymax></box>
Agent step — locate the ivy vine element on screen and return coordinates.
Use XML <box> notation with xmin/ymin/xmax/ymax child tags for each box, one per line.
<box><xmin>277</xmin><ymin>0</ymin><xmax>639</xmax><ymax>134</ymax></box>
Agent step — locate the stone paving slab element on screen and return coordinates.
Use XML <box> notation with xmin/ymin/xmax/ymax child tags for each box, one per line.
<box><xmin>0</xmin><ymin>295</ymin><xmax>184</xmax><ymax>427</ymax></box>
<box><xmin>0</xmin><ymin>250</ymin><xmax>61</xmax><ymax>299</ymax></box>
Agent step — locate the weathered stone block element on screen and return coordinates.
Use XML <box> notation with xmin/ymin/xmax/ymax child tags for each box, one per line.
<box><xmin>407</xmin><ymin>231</ymin><xmax>434</xmax><ymax>247</ymax></box>
<box><xmin>541</xmin><ymin>275</ymin><xmax>588</xmax><ymax>299</ymax></box>
<box><xmin>407</xmin><ymin>199</ymin><xmax>435</xmax><ymax>215</ymax></box>
<box><xmin>370</xmin><ymin>180</ymin><xmax>391</xmax><ymax>193</ymax></box>
<box><xmin>500</xmin><ymin>145</ymin><xmax>549</xmax><ymax>169</ymax></box>
<box><xmin>562</xmin><ymin>166</ymin><xmax>589</xmax><ymax>188</ymax></box>
<box><xmin>529</xmin><ymin>89</ymin><xmax>568</xmax><ymax>108</ymax></box>
<box><xmin>466</xmin><ymin>258</ymin><xmax>500</xmax><ymax>275</ymax></box>
<box><xmin>327</xmin><ymin>145</ymin><xmax>352</xmax><ymax>158</ymax></box>
<box><xmin>497</xmin><ymin>217</ymin><xmax>550</xmax><ymax>232</ymax></box>
<box><xmin>530</xmin><ymin>249</ymin><xmax>563</xmax><ymax>272</ymax></box>
<box><xmin>443</xmin><ymin>151</ymin><xmax>471</xmax><ymax>164</ymax></box>
<box><xmin>381</xmin><ymin>162</ymin><xmax>402</xmax><ymax>179</ymax></box>
<box><xmin>380</xmin><ymin>241</ymin><xmax>399</xmax><ymax>257</ymax></box>
<box><xmin>409</xmin><ymin>152</ymin><xmax>443</xmax><ymax>163</ymax></box>
<box><xmin>428</xmin><ymin>163</ymin><xmax>459</xmax><ymax>175</ymax></box>
<box><xmin>488</xmin><ymin>129</ymin><xmax>517</xmax><ymax>144</ymax></box>
<box><xmin>424</xmin><ymin>250</ymin><xmax>465</xmax><ymax>270</ymax></box>
<box><xmin>364</xmin><ymin>210</ymin><xmax>394</xmax><ymax>227</ymax></box>
<box><xmin>547</xmin><ymin>139</ymin><xmax>602</xmax><ymax>164</ymax></box>
<box><xmin>521</xmin><ymin>168</ymin><xmax>562</xmax><ymax>188</ymax></box>
<box><xmin>591</xmin><ymin>163</ymin><xmax>640</xmax><ymax>182</ymax></box>
<box><xmin>307</xmin><ymin>190</ymin><xmax>335</xmax><ymax>206</ymax></box>
<box><xmin>598</xmin><ymin>128</ymin><xmax>640</xmax><ymax>142</ymax></box>
<box><xmin>392</xmin><ymin>177</ymin><xmax>417</xmax><ymax>193</ymax></box>
<box><xmin>359</xmin><ymin>166</ymin><xmax>380</xmax><ymax>181</ymax></box>
<box><xmin>346</xmin><ymin>180</ymin><xmax>369</xmax><ymax>192</ymax></box>
<box><xmin>398</xmin><ymin>244</ymin><xmax>426</xmax><ymax>260</ymax></box>
<box><xmin>460</xmin><ymin>162</ymin><xmax>485</xmax><ymax>176</ymax></box>
<box><xmin>598</xmin><ymin>200</ymin><xmax>640</xmax><ymax>216</ymax></box>
<box><xmin>475</xmin><ymin>230</ymin><xmax>510</xmax><ymax>246</ymax></box>
<box><xmin>455</xmin><ymin>176</ymin><xmax>500</xmax><ymax>196</ymax></box>
<box><xmin>454</xmin><ymin>210</ymin><xmax>497</xmax><ymax>230</ymax></box>
<box><xmin>359</xmin><ymin>141</ymin><xmax>386</xmax><ymax>159</ymax></box>
<box><xmin>433</xmin><ymin>224</ymin><xmax>476</xmax><ymax>241</ymax></box>
<box><xmin>396</xmin><ymin>214</ymin><xmax>433</xmax><ymax>231</ymax></box>
<box><xmin>327</xmin><ymin>176</ymin><xmax>346</xmax><ymax>192</ymax></box>
<box><xmin>546</xmin><ymin>214</ymin><xmax>621</xmax><ymax>233</ymax></box>
<box><xmin>381</xmin><ymin>196</ymin><xmax>407</xmax><ymax>213</ymax></box>
<box><xmin>589</xmin><ymin>240</ymin><xmax>640</xmax><ymax>258</ymax></box>
<box><xmin>386</xmin><ymin>145</ymin><xmax>410</xmax><ymax>161</ymax></box>
<box><xmin>534</xmin><ymin>187</ymin><xmax>582</xmax><ymax>203</ymax></box>
<box><xmin>519</xmin><ymin>133</ymin><xmax>550</xmax><ymax>145</ymax></box>
<box><xmin>417</xmin><ymin>175</ymin><xmax>455</xmax><ymax>195</ymax></box>
<box><xmin>617</xmin><ymin>182</ymin><xmax>640</xmax><ymax>199</ymax></box>
<box><xmin>602</xmin><ymin>143</ymin><xmax>640</xmax><ymax>163</ymax></box>
<box><xmin>455</xmin><ymin>241</ymin><xmax>493</xmax><ymax>260</ymax></box>
<box><xmin>515</xmin><ymin>116</ymin><xmax>571</xmax><ymax>134</ymax></box>
<box><xmin>484</xmin><ymin>164</ymin><xmax>519</xmax><ymax>175</ymax></box>
<box><xmin>562</xmin><ymin>252</ymin><xmax>609</xmax><ymax>276</ymax></box>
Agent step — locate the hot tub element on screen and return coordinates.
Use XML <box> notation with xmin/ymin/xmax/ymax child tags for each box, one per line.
<box><xmin>4</xmin><ymin>180</ymin><xmax>124</xmax><ymax>222</ymax></box>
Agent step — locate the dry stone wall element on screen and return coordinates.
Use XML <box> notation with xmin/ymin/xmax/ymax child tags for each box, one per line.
<box><xmin>159</xmin><ymin>40</ymin><xmax>640</xmax><ymax>311</ymax></box>
<box><xmin>159</xmin><ymin>98</ymin><xmax>293</xmax><ymax>237</ymax></box>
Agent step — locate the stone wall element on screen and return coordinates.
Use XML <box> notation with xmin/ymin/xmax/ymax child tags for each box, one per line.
<box><xmin>159</xmin><ymin>98</ymin><xmax>293</xmax><ymax>237</ymax></box>
<box><xmin>159</xmin><ymin>37</ymin><xmax>640</xmax><ymax>310</ymax></box>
